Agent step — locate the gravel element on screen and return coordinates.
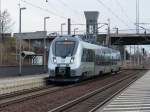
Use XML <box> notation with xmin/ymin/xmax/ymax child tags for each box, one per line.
<box><xmin>0</xmin><ymin>70</ymin><xmax>137</xmax><ymax>112</ymax></box>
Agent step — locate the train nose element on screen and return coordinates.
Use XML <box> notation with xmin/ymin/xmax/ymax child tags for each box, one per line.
<box><xmin>55</xmin><ymin>67</ymin><xmax>71</xmax><ymax>77</ymax></box>
<box><xmin>54</xmin><ymin>57</ymin><xmax>74</xmax><ymax>64</ymax></box>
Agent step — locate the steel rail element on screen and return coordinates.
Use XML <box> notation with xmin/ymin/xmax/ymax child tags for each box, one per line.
<box><xmin>0</xmin><ymin>71</ymin><xmax>121</xmax><ymax>100</ymax></box>
<box><xmin>89</xmin><ymin>71</ymin><xmax>144</xmax><ymax>112</ymax></box>
<box><xmin>0</xmin><ymin>70</ymin><xmax>128</xmax><ymax>108</ymax></box>
<box><xmin>0</xmin><ymin>86</ymin><xmax>61</xmax><ymax>108</ymax></box>
<box><xmin>48</xmin><ymin>71</ymin><xmax>143</xmax><ymax>112</ymax></box>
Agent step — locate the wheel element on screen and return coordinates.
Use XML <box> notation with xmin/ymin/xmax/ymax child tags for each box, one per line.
<box><xmin>99</xmin><ymin>71</ymin><xmax>103</xmax><ymax>76</ymax></box>
<box><xmin>80</xmin><ymin>73</ymin><xmax>85</xmax><ymax>81</ymax></box>
<box><xmin>111</xmin><ymin>69</ymin><xmax>113</xmax><ymax>73</ymax></box>
<box><xmin>119</xmin><ymin>67</ymin><xmax>121</xmax><ymax>71</ymax></box>
<box><xmin>114</xmin><ymin>71</ymin><xmax>118</xmax><ymax>74</ymax></box>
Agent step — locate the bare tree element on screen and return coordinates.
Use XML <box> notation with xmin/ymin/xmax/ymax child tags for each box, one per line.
<box><xmin>0</xmin><ymin>10</ymin><xmax>14</xmax><ymax>38</ymax></box>
<box><xmin>0</xmin><ymin>10</ymin><xmax>14</xmax><ymax>65</ymax></box>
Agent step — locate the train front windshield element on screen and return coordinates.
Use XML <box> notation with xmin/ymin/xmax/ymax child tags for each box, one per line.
<box><xmin>54</xmin><ymin>41</ymin><xmax>76</xmax><ymax>57</ymax></box>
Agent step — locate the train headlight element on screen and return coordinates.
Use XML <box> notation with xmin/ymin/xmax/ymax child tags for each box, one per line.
<box><xmin>53</xmin><ymin>57</ymin><xmax>57</xmax><ymax>64</ymax></box>
<box><xmin>70</xmin><ymin>57</ymin><xmax>74</xmax><ymax>63</ymax></box>
<box><xmin>49</xmin><ymin>70</ymin><xmax>55</xmax><ymax>76</ymax></box>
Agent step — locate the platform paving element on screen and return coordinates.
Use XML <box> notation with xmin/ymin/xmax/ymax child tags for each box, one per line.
<box><xmin>97</xmin><ymin>70</ymin><xmax>150</xmax><ymax>112</ymax></box>
<box><xmin>0</xmin><ymin>73</ymin><xmax>49</xmax><ymax>95</ymax></box>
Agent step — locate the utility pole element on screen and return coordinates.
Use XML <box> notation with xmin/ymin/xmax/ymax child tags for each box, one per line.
<box><xmin>124</xmin><ymin>46</ymin><xmax>126</xmax><ymax>66</ymax></box>
<box><xmin>134</xmin><ymin>45</ymin><xmax>136</xmax><ymax>66</ymax></box>
<box><xmin>136</xmin><ymin>0</ymin><xmax>139</xmax><ymax>34</ymax></box>
<box><xmin>44</xmin><ymin>16</ymin><xmax>50</xmax><ymax>72</ymax></box>
<box><xmin>0</xmin><ymin>0</ymin><xmax>1</xmax><ymax>39</ymax></box>
<box><xmin>19</xmin><ymin>6</ymin><xmax>26</xmax><ymax>75</ymax></box>
<box><xmin>68</xmin><ymin>18</ymin><xmax>71</xmax><ymax>35</ymax></box>
<box><xmin>106</xmin><ymin>18</ymin><xmax>110</xmax><ymax>46</ymax></box>
<box><xmin>137</xmin><ymin>45</ymin><xmax>140</xmax><ymax>65</ymax></box>
<box><xmin>0</xmin><ymin>0</ymin><xmax>1</xmax><ymax>38</ymax></box>
<box><xmin>0</xmin><ymin>0</ymin><xmax>2</xmax><ymax>65</ymax></box>
<box><xmin>130</xmin><ymin>45</ymin><xmax>132</xmax><ymax>66</ymax></box>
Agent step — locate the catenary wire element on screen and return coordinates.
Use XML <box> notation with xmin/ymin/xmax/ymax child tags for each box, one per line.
<box><xmin>114</xmin><ymin>0</ymin><xmax>134</xmax><ymax>25</ymax></box>
<box><xmin>21</xmin><ymin>0</ymin><xmax>68</xmax><ymax>19</ymax></box>
<box><xmin>96</xmin><ymin>0</ymin><xmax>130</xmax><ymax>28</ymax></box>
<box><xmin>55</xmin><ymin>0</ymin><xmax>84</xmax><ymax>22</ymax></box>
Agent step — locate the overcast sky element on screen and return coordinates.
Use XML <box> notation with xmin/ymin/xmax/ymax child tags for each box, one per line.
<box><xmin>1</xmin><ymin>0</ymin><xmax>150</xmax><ymax>33</ymax></box>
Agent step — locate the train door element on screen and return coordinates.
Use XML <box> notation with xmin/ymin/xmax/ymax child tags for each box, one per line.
<box><xmin>93</xmin><ymin>49</ymin><xmax>96</xmax><ymax>76</ymax></box>
<box><xmin>81</xmin><ymin>49</ymin><xmax>95</xmax><ymax>78</ymax></box>
<box><xmin>95</xmin><ymin>49</ymin><xmax>105</xmax><ymax>75</ymax></box>
<box><xmin>104</xmin><ymin>51</ymin><xmax>111</xmax><ymax>73</ymax></box>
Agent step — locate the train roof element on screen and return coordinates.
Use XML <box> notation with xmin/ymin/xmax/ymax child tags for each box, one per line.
<box><xmin>53</xmin><ymin>35</ymin><xmax>120</xmax><ymax>53</ymax></box>
<box><xmin>81</xmin><ymin>41</ymin><xmax>119</xmax><ymax>53</ymax></box>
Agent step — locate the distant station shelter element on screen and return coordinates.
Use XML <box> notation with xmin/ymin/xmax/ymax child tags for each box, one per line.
<box><xmin>14</xmin><ymin>31</ymin><xmax>56</xmax><ymax>65</ymax></box>
<box><xmin>14</xmin><ymin>31</ymin><xmax>55</xmax><ymax>50</ymax></box>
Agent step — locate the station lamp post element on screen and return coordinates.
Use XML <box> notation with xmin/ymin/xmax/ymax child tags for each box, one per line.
<box><xmin>0</xmin><ymin>0</ymin><xmax>1</xmax><ymax>38</ymax></box>
<box><xmin>113</xmin><ymin>27</ymin><xmax>119</xmax><ymax>35</ymax></box>
<box><xmin>74</xmin><ymin>28</ymin><xmax>78</xmax><ymax>35</ymax></box>
<box><xmin>61</xmin><ymin>23</ymin><xmax>66</xmax><ymax>36</ymax></box>
<box><xmin>19</xmin><ymin>7</ymin><xmax>26</xmax><ymax>75</ymax></box>
<box><xmin>95</xmin><ymin>22</ymin><xmax>109</xmax><ymax>45</ymax></box>
<box><xmin>44</xmin><ymin>16</ymin><xmax>50</xmax><ymax>72</ymax></box>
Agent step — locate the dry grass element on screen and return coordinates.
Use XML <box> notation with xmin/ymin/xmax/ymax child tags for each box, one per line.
<box><xmin>0</xmin><ymin>38</ymin><xmax>33</xmax><ymax>66</ymax></box>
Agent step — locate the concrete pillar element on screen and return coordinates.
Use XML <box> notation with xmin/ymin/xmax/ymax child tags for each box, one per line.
<box><xmin>124</xmin><ymin>46</ymin><xmax>126</xmax><ymax>66</ymax></box>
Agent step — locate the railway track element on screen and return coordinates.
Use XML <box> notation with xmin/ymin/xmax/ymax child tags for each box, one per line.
<box><xmin>0</xmin><ymin>70</ymin><xmax>125</xmax><ymax>108</ymax></box>
<box><xmin>0</xmin><ymin>85</ymin><xmax>60</xmax><ymax>107</ymax></box>
<box><xmin>0</xmin><ymin>70</ymin><xmax>142</xmax><ymax>112</ymax></box>
<box><xmin>48</xmin><ymin>70</ymin><xmax>146</xmax><ymax>112</ymax></box>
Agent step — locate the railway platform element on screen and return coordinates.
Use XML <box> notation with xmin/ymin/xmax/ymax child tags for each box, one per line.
<box><xmin>96</xmin><ymin>70</ymin><xmax>150</xmax><ymax>112</ymax></box>
<box><xmin>0</xmin><ymin>74</ymin><xmax>48</xmax><ymax>95</ymax></box>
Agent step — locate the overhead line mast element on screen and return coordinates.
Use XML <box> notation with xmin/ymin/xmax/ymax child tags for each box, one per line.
<box><xmin>136</xmin><ymin>0</ymin><xmax>139</xmax><ymax>34</ymax></box>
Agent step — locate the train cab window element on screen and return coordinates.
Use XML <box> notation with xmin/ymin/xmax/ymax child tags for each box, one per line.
<box><xmin>54</xmin><ymin>41</ymin><xmax>76</xmax><ymax>58</ymax></box>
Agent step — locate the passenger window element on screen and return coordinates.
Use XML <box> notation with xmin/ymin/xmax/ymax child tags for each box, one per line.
<box><xmin>81</xmin><ymin>49</ymin><xmax>94</xmax><ymax>62</ymax></box>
